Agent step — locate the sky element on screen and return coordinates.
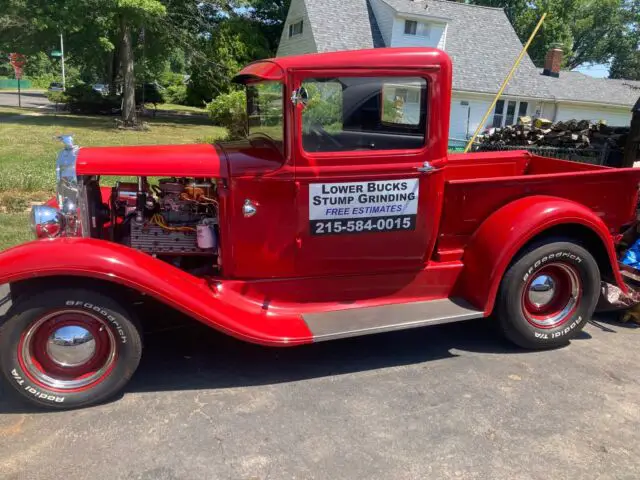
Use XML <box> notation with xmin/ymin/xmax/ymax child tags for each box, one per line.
<box><xmin>575</xmin><ymin>63</ymin><xmax>610</xmax><ymax>78</ymax></box>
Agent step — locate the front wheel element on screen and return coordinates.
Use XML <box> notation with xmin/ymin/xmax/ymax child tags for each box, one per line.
<box><xmin>0</xmin><ymin>288</ymin><xmax>142</xmax><ymax>409</ymax></box>
<box><xmin>497</xmin><ymin>240</ymin><xmax>600</xmax><ymax>349</ymax></box>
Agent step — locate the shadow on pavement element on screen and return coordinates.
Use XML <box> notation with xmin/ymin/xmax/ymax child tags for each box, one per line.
<box><xmin>0</xmin><ymin>302</ymin><xmax>598</xmax><ymax>414</ymax></box>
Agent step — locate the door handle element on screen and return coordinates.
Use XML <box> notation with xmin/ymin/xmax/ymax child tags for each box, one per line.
<box><xmin>416</xmin><ymin>161</ymin><xmax>437</xmax><ymax>173</ymax></box>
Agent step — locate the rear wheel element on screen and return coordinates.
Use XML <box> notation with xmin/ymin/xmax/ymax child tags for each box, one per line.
<box><xmin>497</xmin><ymin>240</ymin><xmax>600</xmax><ymax>349</ymax></box>
<box><xmin>0</xmin><ymin>288</ymin><xmax>142</xmax><ymax>409</ymax></box>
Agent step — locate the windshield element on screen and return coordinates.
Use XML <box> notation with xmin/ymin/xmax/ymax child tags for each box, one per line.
<box><xmin>246</xmin><ymin>81</ymin><xmax>284</xmax><ymax>142</ymax></box>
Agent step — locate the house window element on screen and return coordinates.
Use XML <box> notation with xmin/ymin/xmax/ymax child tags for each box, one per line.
<box><xmin>300</xmin><ymin>76</ymin><xmax>427</xmax><ymax>153</ymax></box>
<box><xmin>505</xmin><ymin>100</ymin><xmax>517</xmax><ymax>126</ymax></box>
<box><xmin>492</xmin><ymin>100</ymin><xmax>505</xmax><ymax>128</ymax></box>
<box><xmin>289</xmin><ymin>20</ymin><xmax>303</xmax><ymax>37</ymax></box>
<box><xmin>518</xmin><ymin>102</ymin><xmax>528</xmax><ymax>118</ymax></box>
<box><xmin>492</xmin><ymin>100</ymin><xmax>528</xmax><ymax>128</ymax></box>
<box><xmin>419</xmin><ymin>24</ymin><xmax>430</xmax><ymax>37</ymax></box>
<box><xmin>404</xmin><ymin>20</ymin><xmax>417</xmax><ymax>35</ymax></box>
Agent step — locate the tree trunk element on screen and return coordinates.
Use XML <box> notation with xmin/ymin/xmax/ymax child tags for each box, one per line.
<box><xmin>120</xmin><ymin>16</ymin><xmax>137</xmax><ymax>127</ymax></box>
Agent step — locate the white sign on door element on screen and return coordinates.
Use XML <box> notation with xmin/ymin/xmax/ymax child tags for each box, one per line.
<box><xmin>308</xmin><ymin>179</ymin><xmax>419</xmax><ymax>235</ymax></box>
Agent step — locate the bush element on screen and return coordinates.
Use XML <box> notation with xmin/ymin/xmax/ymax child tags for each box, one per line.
<box><xmin>64</xmin><ymin>84</ymin><xmax>120</xmax><ymax>114</ymax></box>
<box><xmin>45</xmin><ymin>90</ymin><xmax>68</xmax><ymax>106</ymax></box>
<box><xmin>28</xmin><ymin>73</ymin><xmax>58</xmax><ymax>90</ymax></box>
<box><xmin>164</xmin><ymin>84</ymin><xmax>188</xmax><ymax>105</ymax></box>
<box><xmin>206</xmin><ymin>90</ymin><xmax>247</xmax><ymax>140</ymax></box>
<box><xmin>136</xmin><ymin>83</ymin><xmax>164</xmax><ymax>105</ymax></box>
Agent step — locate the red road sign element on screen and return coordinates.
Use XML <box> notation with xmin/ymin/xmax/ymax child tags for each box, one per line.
<box><xmin>9</xmin><ymin>53</ymin><xmax>26</xmax><ymax>79</ymax></box>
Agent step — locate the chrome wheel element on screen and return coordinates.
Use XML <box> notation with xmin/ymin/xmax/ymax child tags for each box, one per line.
<box><xmin>522</xmin><ymin>263</ymin><xmax>581</xmax><ymax>329</ymax></box>
<box><xmin>46</xmin><ymin>326</ymin><xmax>97</xmax><ymax>367</ymax></box>
<box><xmin>18</xmin><ymin>310</ymin><xmax>117</xmax><ymax>391</ymax></box>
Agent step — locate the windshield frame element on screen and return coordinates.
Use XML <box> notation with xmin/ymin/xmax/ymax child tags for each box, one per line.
<box><xmin>246</xmin><ymin>80</ymin><xmax>285</xmax><ymax>148</ymax></box>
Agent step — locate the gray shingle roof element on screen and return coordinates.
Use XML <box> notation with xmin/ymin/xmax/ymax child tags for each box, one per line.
<box><xmin>305</xmin><ymin>0</ymin><xmax>377</xmax><ymax>52</ymax></box>
<box><xmin>540</xmin><ymin>70</ymin><xmax>640</xmax><ymax>107</ymax></box>
<box><xmin>378</xmin><ymin>0</ymin><xmax>551</xmax><ymax>98</ymax></box>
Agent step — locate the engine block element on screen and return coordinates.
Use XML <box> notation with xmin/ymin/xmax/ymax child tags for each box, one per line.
<box><xmin>130</xmin><ymin>220</ymin><xmax>212</xmax><ymax>255</ymax></box>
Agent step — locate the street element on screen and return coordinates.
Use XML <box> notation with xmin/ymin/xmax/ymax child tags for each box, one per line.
<box><xmin>0</xmin><ymin>284</ymin><xmax>639</xmax><ymax>479</ymax></box>
<box><xmin>0</xmin><ymin>91</ymin><xmax>49</xmax><ymax>109</ymax></box>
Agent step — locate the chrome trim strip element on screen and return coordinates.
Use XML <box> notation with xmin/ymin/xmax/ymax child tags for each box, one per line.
<box><xmin>304</xmin><ymin>298</ymin><xmax>484</xmax><ymax>342</ymax></box>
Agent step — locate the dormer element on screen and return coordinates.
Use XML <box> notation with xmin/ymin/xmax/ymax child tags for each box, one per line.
<box><xmin>369</xmin><ymin>0</ymin><xmax>449</xmax><ymax>50</ymax></box>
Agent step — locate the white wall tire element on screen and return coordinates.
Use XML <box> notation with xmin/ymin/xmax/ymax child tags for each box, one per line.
<box><xmin>497</xmin><ymin>240</ymin><xmax>600</xmax><ymax>349</ymax></box>
<box><xmin>0</xmin><ymin>288</ymin><xmax>142</xmax><ymax>409</ymax></box>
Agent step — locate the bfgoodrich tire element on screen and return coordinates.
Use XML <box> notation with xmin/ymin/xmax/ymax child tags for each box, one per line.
<box><xmin>0</xmin><ymin>288</ymin><xmax>142</xmax><ymax>409</ymax></box>
<box><xmin>497</xmin><ymin>240</ymin><xmax>600</xmax><ymax>349</ymax></box>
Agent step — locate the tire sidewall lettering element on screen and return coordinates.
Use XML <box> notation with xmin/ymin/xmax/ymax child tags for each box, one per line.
<box><xmin>522</xmin><ymin>251</ymin><xmax>582</xmax><ymax>283</ymax></box>
<box><xmin>11</xmin><ymin>369</ymin><xmax>65</xmax><ymax>403</ymax></box>
<box><xmin>64</xmin><ymin>300</ymin><xmax>127</xmax><ymax>343</ymax></box>
<box><xmin>533</xmin><ymin>316</ymin><xmax>582</xmax><ymax>340</ymax></box>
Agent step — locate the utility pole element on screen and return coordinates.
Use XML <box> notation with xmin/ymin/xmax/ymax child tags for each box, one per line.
<box><xmin>60</xmin><ymin>32</ymin><xmax>66</xmax><ymax>91</ymax></box>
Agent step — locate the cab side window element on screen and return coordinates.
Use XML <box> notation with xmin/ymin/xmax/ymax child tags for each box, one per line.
<box><xmin>301</xmin><ymin>76</ymin><xmax>427</xmax><ymax>153</ymax></box>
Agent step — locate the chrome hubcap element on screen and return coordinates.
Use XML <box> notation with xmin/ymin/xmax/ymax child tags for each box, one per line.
<box><xmin>20</xmin><ymin>310</ymin><xmax>117</xmax><ymax>390</ymax></box>
<box><xmin>46</xmin><ymin>326</ymin><xmax>96</xmax><ymax>367</ymax></box>
<box><xmin>528</xmin><ymin>274</ymin><xmax>556</xmax><ymax>308</ymax></box>
<box><xmin>523</xmin><ymin>263</ymin><xmax>581</xmax><ymax>328</ymax></box>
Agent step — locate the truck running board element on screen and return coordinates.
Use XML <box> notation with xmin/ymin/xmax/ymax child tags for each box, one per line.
<box><xmin>303</xmin><ymin>298</ymin><xmax>484</xmax><ymax>342</ymax></box>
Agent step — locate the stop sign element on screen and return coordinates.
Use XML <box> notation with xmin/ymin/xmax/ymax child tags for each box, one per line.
<box><xmin>9</xmin><ymin>53</ymin><xmax>26</xmax><ymax>79</ymax></box>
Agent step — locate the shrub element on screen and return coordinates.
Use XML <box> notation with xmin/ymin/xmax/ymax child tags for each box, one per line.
<box><xmin>45</xmin><ymin>90</ymin><xmax>68</xmax><ymax>109</ymax></box>
<box><xmin>136</xmin><ymin>83</ymin><xmax>164</xmax><ymax>106</ymax></box>
<box><xmin>206</xmin><ymin>90</ymin><xmax>247</xmax><ymax>140</ymax></box>
<box><xmin>164</xmin><ymin>84</ymin><xmax>188</xmax><ymax>105</ymax></box>
<box><xmin>28</xmin><ymin>73</ymin><xmax>58</xmax><ymax>89</ymax></box>
<box><xmin>64</xmin><ymin>84</ymin><xmax>120</xmax><ymax>114</ymax></box>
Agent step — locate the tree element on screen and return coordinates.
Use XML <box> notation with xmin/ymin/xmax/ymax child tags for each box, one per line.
<box><xmin>115</xmin><ymin>0</ymin><xmax>166</xmax><ymax>126</ymax></box>
<box><xmin>466</xmin><ymin>0</ymin><xmax>635</xmax><ymax>70</ymax></box>
<box><xmin>609</xmin><ymin>1</ymin><xmax>640</xmax><ymax>79</ymax></box>
<box><xmin>610</xmin><ymin>46</ymin><xmax>640</xmax><ymax>80</ymax></box>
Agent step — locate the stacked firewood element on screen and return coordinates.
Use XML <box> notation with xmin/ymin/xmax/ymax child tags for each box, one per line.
<box><xmin>478</xmin><ymin>117</ymin><xmax>629</xmax><ymax>150</ymax></box>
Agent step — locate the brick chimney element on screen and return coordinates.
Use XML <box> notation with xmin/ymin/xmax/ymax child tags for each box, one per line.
<box><xmin>543</xmin><ymin>47</ymin><xmax>563</xmax><ymax>78</ymax></box>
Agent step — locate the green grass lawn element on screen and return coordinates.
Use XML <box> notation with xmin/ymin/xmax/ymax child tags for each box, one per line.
<box><xmin>0</xmin><ymin>107</ymin><xmax>226</xmax><ymax>250</ymax></box>
<box><xmin>0</xmin><ymin>213</ymin><xmax>31</xmax><ymax>251</ymax></box>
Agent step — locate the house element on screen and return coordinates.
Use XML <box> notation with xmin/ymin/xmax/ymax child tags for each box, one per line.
<box><xmin>537</xmin><ymin>48</ymin><xmax>640</xmax><ymax>126</ymax></box>
<box><xmin>276</xmin><ymin>0</ymin><xmax>640</xmax><ymax>140</ymax></box>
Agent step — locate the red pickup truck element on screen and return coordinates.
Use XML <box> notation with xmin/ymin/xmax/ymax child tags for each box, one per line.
<box><xmin>1</xmin><ymin>48</ymin><xmax>639</xmax><ymax>409</ymax></box>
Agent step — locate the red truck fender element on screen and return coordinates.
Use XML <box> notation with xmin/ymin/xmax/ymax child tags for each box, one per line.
<box><xmin>0</xmin><ymin>238</ymin><xmax>313</xmax><ymax>346</ymax></box>
<box><xmin>455</xmin><ymin>195</ymin><xmax>626</xmax><ymax>315</ymax></box>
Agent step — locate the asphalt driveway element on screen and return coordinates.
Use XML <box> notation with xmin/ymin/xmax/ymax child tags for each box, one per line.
<box><xmin>0</xmin><ymin>283</ymin><xmax>639</xmax><ymax>480</ymax></box>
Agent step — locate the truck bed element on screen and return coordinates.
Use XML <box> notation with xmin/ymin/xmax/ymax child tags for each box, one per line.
<box><xmin>438</xmin><ymin>151</ymin><xmax>640</xmax><ymax>252</ymax></box>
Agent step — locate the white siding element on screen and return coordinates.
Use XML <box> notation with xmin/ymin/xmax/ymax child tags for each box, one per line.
<box><xmin>554</xmin><ymin>103</ymin><xmax>631</xmax><ymax>126</ymax></box>
<box><xmin>390</xmin><ymin>17</ymin><xmax>446</xmax><ymax>49</ymax></box>
<box><xmin>537</xmin><ymin>101</ymin><xmax>556</xmax><ymax>120</ymax></box>
<box><xmin>449</xmin><ymin>94</ymin><xmax>493</xmax><ymax>140</ymax></box>
<box><xmin>369</xmin><ymin>0</ymin><xmax>395</xmax><ymax>47</ymax></box>
<box><xmin>276</xmin><ymin>0</ymin><xmax>317</xmax><ymax>57</ymax></box>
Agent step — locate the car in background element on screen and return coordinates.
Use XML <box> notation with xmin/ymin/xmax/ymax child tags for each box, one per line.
<box><xmin>92</xmin><ymin>84</ymin><xmax>109</xmax><ymax>95</ymax></box>
<box><xmin>48</xmin><ymin>82</ymin><xmax>64</xmax><ymax>92</ymax></box>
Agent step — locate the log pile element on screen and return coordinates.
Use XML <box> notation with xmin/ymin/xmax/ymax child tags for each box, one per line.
<box><xmin>478</xmin><ymin>117</ymin><xmax>629</xmax><ymax>150</ymax></box>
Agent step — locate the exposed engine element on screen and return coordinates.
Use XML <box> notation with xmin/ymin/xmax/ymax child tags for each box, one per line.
<box><xmin>111</xmin><ymin>177</ymin><xmax>219</xmax><ymax>269</ymax></box>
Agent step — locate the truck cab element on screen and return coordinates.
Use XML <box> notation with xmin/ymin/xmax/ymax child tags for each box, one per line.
<box><xmin>226</xmin><ymin>48</ymin><xmax>450</xmax><ymax>280</ymax></box>
<box><xmin>2</xmin><ymin>48</ymin><xmax>639</xmax><ymax>409</ymax></box>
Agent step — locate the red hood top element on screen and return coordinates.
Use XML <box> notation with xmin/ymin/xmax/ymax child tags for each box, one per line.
<box><xmin>76</xmin><ymin>144</ymin><xmax>223</xmax><ymax>178</ymax></box>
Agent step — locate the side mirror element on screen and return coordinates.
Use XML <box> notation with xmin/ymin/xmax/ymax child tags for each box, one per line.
<box><xmin>291</xmin><ymin>87</ymin><xmax>309</xmax><ymax>107</ymax></box>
